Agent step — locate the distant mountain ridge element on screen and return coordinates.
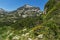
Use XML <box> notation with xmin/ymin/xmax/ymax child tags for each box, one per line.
<box><xmin>0</xmin><ymin>4</ymin><xmax>42</xmax><ymax>22</ymax></box>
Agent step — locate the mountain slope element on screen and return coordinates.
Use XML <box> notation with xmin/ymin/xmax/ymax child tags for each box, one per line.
<box><xmin>0</xmin><ymin>4</ymin><xmax>42</xmax><ymax>24</ymax></box>
<box><xmin>32</xmin><ymin>1</ymin><xmax>60</xmax><ymax>40</ymax></box>
<box><xmin>0</xmin><ymin>0</ymin><xmax>60</xmax><ymax>40</ymax></box>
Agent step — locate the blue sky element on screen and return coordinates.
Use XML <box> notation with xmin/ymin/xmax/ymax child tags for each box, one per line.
<box><xmin>0</xmin><ymin>0</ymin><xmax>48</xmax><ymax>11</ymax></box>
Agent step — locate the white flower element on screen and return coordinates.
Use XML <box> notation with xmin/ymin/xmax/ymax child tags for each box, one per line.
<box><xmin>28</xmin><ymin>38</ymin><xmax>32</xmax><ymax>40</ymax></box>
<box><xmin>12</xmin><ymin>35</ymin><xmax>20</xmax><ymax>40</ymax></box>
<box><xmin>22</xmin><ymin>28</ymin><xmax>27</xmax><ymax>31</ymax></box>
<box><xmin>25</xmin><ymin>33</ymin><xmax>29</xmax><ymax>36</ymax></box>
<box><xmin>37</xmin><ymin>34</ymin><xmax>43</xmax><ymax>38</ymax></box>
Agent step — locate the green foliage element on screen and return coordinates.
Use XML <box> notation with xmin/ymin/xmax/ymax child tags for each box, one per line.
<box><xmin>0</xmin><ymin>0</ymin><xmax>60</xmax><ymax>40</ymax></box>
<box><xmin>11</xmin><ymin>16</ymin><xmax>43</xmax><ymax>30</ymax></box>
<box><xmin>44</xmin><ymin>0</ymin><xmax>56</xmax><ymax>13</ymax></box>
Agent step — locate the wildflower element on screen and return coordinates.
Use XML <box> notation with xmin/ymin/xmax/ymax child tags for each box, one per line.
<box><xmin>22</xmin><ymin>28</ymin><xmax>27</xmax><ymax>31</ymax></box>
<box><xmin>28</xmin><ymin>38</ymin><xmax>32</xmax><ymax>40</ymax></box>
<box><xmin>25</xmin><ymin>33</ymin><xmax>29</xmax><ymax>36</ymax></box>
<box><xmin>12</xmin><ymin>35</ymin><xmax>20</xmax><ymax>40</ymax></box>
<box><xmin>37</xmin><ymin>34</ymin><xmax>43</xmax><ymax>38</ymax></box>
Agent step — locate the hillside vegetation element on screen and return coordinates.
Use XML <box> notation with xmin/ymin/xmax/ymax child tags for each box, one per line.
<box><xmin>0</xmin><ymin>0</ymin><xmax>60</xmax><ymax>40</ymax></box>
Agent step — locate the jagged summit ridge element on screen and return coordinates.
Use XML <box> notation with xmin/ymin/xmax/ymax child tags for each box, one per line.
<box><xmin>24</xmin><ymin>4</ymin><xmax>33</xmax><ymax>8</ymax></box>
<box><xmin>0</xmin><ymin>4</ymin><xmax>42</xmax><ymax>22</ymax></box>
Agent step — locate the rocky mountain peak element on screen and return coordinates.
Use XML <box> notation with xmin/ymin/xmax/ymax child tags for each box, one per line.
<box><xmin>0</xmin><ymin>8</ymin><xmax>5</xmax><ymax>11</ymax></box>
<box><xmin>17</xmin><ymin>4</ymin><xmax>40</xmax><ymax>11</ymax></box>
<box><xmin>24</xmin><ymin>4</ymin><xmax>32</xmax><ymax>8</ymax></box>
